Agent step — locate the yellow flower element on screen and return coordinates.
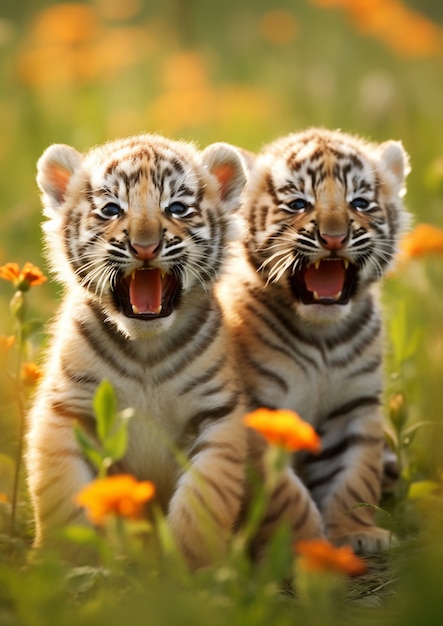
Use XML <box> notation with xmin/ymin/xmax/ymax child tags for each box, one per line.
<box><xmin>21</xmin><ymin>362</ymin><xmax>43</xmax><ymax>387</ymax></box>
<box><xmin>0</xmin><ymin>335</ymin><xmax>15</xmax><ymax>352</ymax></box>
<box><xmin>243</xmin><ymin>408</ymin><xmax>321</xmax><ymax>453</ymax></box>
<box><xmin>295</xmin><ymin>538</ymin><xmax>367</xmax><ymax>576</ymax></box>
<box><xmin>76</xmin><ymin>474</ymin><xmax>156</xmax><ymax>525</ymax></box>
<box><xmin>0</xmin><ymin>262</ymin><xmax>47</xmax><ymax>291</ymax></box>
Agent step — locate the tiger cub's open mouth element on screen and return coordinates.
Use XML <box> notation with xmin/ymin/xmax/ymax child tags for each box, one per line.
<box><xmin>113</xmin><ymin>268</ymin><xmax>181</xmax><ymax>319</ymax></box>
<box><xmin>290</xmin><ymin>258</ymin><xmax>359</xmax><ymax>305</ymax></box>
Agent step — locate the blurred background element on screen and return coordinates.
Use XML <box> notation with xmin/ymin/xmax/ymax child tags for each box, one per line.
<box><xmin>0</xmin><ymin>0</ymin><xmax>442</xmax><ymax>496</ymax></box>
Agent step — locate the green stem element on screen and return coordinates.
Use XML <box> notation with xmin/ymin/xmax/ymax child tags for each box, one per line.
<box><xmin>9</xmin><ymin>311</ymin><xmax>26</xmax><ymax>538</ymax></box>
<box><xmin>10</xmin><ymin>384</ymin><xmax>26</xmax><ymax>538</ymax></box>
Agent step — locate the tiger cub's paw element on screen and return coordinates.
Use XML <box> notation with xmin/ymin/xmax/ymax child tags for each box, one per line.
<box><xmin>330</xmin><ymin>526</ymin><xmax>396</xmax><ymax>554</ymax></box>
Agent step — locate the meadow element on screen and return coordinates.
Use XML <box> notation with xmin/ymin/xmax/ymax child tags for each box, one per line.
<box><xmin>1</xmin><ymin>0</ymin><xmax>443</xmax><ymax>624</ymax></box>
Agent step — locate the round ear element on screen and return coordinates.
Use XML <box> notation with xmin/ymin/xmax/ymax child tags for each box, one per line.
<box><xmin>377</xmin><ymin>140</ymin><xmax>410</xmax><ymax>197</ymax></box>
<box><xmin>201</xmin><ymin>142</ymin><xmax>247</xmax><ymax>212</ymax></box>
<box><xmin>37</xmin><ymin>144</ymin><xmax>82</xmax><ymax>212</ymax></box>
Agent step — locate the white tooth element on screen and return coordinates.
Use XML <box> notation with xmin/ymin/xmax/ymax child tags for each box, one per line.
<box><xmin>314</xmin><ymin>260</ymin><xmax>321</xmax><ymax>270</ymax></box>
<box><xmin>131</xmin><ymin>270</ymin><xmax>136</xmax><ymax>280</ymax></box>
<box><xmin>132</xmin><ymin>304</ymin><xmax>140</xmax><ymax>314</ymax></box>
<box><xmin>333</xmin><ymin>291</ymin><xmax>342</xmax><ymax>301</ymax></box>
<box><xmin>160</xmin><ymin>271</ymin><xmax>166</xmax><ymax>279</ymax></box>
<box><xmin>154</xmin><ymin>304</ymin><xmax>162</xmax><ymax>314</ymax></box>
<box><xmin>313</xmin><ymin>291</ymin><xmax>320</xmax><ymax>300</ymax></box>
<box><xmin>343</xmin><ymin>260</ymin><xmax>349</xmax><ymax>269</ymax></box>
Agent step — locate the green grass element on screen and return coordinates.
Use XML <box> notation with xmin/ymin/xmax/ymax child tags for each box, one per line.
<box><xmin>1</xmin><ymin>0</ymin><xmax>443</xmax><ymax>623</ymax></box>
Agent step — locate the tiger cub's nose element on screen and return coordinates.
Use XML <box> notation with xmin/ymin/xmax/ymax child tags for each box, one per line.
<box><xmin>130</xmin><ymin>242</ymin><xmax>161</xmax><ymax>260</ymax></box>
<box><xmin>318</xmin><ymin>232</ymin><xmax>347</xmax><ymax>251</ymax></box>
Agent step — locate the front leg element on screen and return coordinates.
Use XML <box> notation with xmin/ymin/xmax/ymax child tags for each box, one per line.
<box><xmin>246</xmin><ymin>431</ymin><xmax>324</xmax><ymax>561</ymax></box>
<box><xmin>167</xmin><ymin>416</ymin><xmax>248</xmax><ymax>569</ymax></box>
<box><xmin>26</xmin><ymin>398</ymin><xmax>95</xmax><ymax>547</ymax></box>
<box><xmin>301</xmin><ymin>405</ymin><xmax>393</xmax><ymax>554</ymax></box>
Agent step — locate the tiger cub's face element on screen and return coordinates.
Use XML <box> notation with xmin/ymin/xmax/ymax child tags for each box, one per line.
<box><xmin>37</xmin><ymin>135</ymin><xmax>246</xmax><ymax>338</ymax></box>
<box><xmin>243</xmin><ymin>129</ymin><xmax>410</xmax><ymax>322</ymax></box>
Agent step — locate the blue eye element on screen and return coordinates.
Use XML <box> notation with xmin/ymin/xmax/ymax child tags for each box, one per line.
<box><xmin>351</xmin><ymin>197</ymin><xmax>370</xmax><ymax>211</ymax></box>
<box><xmin>98</xmin><ymin>203</ymin><xmax>121</xmax><ymax>219</ymax></box>
<box><xmin>286</xmin><ymin>198</ymin><xmax>309</xmax><ymax>213</ymax></box>
<box><xmin>167</xmin><ymin>202</ymin><xmax>194</xmax><ymax>218</ymax></box>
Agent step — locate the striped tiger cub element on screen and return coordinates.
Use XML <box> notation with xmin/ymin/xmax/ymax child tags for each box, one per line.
<box><xmin>26</xmin><ymin>134</ymin><xmax>323</xmax><ymax>568</ymax></box>
<box><xmin>217</xmin><ymin>128</ymin><xmax>410</xmax><ymax>553</ymax></box>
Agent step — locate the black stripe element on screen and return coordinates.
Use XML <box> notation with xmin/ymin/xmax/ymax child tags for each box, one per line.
<box><xmin>243</xmin><ymin>292</ymin><xmax>318</xmax><ymax>369</ymax></box>
<box><xmin>203</xmin><ymin>474</ymin><xmax>242</xmax><ymax>509</ymax></box>
<box><xmin>305</xmin><ymin>465</ymin><xmax>344</xmax><ymax>491</ymax></box>
<box><xmin>241</xmin><ymin>353</ymin><xmax>289</xmax><ymax>394</ymax></box>
<box><xmin>153</xmin><ymin>311</ymin><xmax>222</xmax><ymax>385</ymax></box>
<box><xmin>178</xmin><ymin>360</ymin><xmax>223</xmax><ymax>395</ymax></box>
<box><xmin>367</xmin><ymin>462</ymin><xmax>382</xmax><ymax>481</ymax></box>
<box><xmin>248</xmin><ymin>324</ymin><xmax>311</xmax><ymax>376</ymax></box>
<box><xmin>324</xmin><ymin>296</ymin><xmax>375</xmax><ymax>350</ymax></box>
<box><xmin>304</xmin><ymin>434</ymin><xmax>383</xmax><ymax>465</ymax></box>
<box><xmin>74</xmin><ymin>317</ymin><xmax>143</xmax><ymax>383</ymax></box>
<box><xmin>262</xmin><ymin>484</ymin><xmax>301</xmax><ymax>529</ymax></box>
<box><xmin>347</xmin><ymin>356</ymin><xmax>381</xmax><ymax>378</ymax></box>
<box><xmin>60</xmin><ymin>359</ymin><xmax>100</xmax><ymax>387</ymax></box>
<box><xmin>328</xmin><ymin>321</ymin><xmax>381</xmax><ymax>369</ymax></box>
<box><xmin>188</xmin><ymin>440</ymin><xmax>242</xmax><ymax>463</ymax></box>
<box><xmin>191</xmin><ymin>486</ymin><xmax>225</xmax><ymax>527</ymax></box>
<box><xmin>188</xmin><ymin>393</ymin><xmax>241</xmax><ymax>432</ymax></box>
<box><xmin>49</xmin><ymin>401</ymin><xmax>96</xmax><ymax>437</ymax></box>
<box><xmin>339</xmin><ymin>492</ymin><xmax>373</xmax><ymax>528</ymax></box>
<box><xmin>325</xmin><ymin>396</ymin><xmax>381</xmax><ymax>422</ymax></box>
<box><xmin>147</xmin><ymin>300</ymin><xmax>214</xmax><ymax>367</ymax></box>
<box><xmin>89</xmin><ymin>302</ymin><xmax>137</xmax><ymax>355</ymax></box>
<box><xmin>292</xmin><ymin>498</ymin><xmax>312</xmax><ymax>533</ymax></box>
<box><xmin>359</xmin><ymin>475</ymin><xmax>379</xmax><ymax>503</ymax></box>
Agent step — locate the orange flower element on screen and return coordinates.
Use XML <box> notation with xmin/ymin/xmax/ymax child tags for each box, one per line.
<box><xmin>0</xmin><ymin>335</ymin><xmax>15</xmax><ymax>352</ymax></box>
<box><xmin>0</xmin><ymin>263</ymin><xmax>20</xmax><ymax>283</ymax></box>
<box><xmin>243</xmin><ymin>408</ymin><xmax>321</xmax><ymax>453</ymax></box>
<box><xmin>398</xmin><ymin>223</ymin><xmax>443</xmax><ymax>259</ymax></box>
<box><xmin>310</xmin><ymin>0</ymin><xmax>442</xmax><ymax>59</ymax></box>
<box><xmin>259</xmin><ymin>10</ymin><xmax>298</xmax><ymax>45</ymax></box>
<box><xmin>0</xmin><ymin>493</ymin><xmax>8</xmax><ymax>504</ymax></box>
<box><xmin>0</xmin><ymin>262</ymin><xmax>47</xmax><ymax>291</ymax></box>
<box><xmin>21</xmin><ymin>362</ymin><xmax>43</xmax><ymax>387</ymax></box>
<box><xmin>295</xmin><ymin>538</ymin><xmax>367</xmax><ymax>576</ymax></box>
<box><xmin>76</xmin><ymin>474</ymin><xmax>155</xmax><ymax>525</ymax></box>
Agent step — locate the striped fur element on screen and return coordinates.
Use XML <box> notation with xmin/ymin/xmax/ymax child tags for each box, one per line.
<box><xmin>217</xmin><ymin>129</ymin><xmax>410</xmax><ymax>553</ymax></box>
<box><xmin>26</xmin><ymin>134</ymin><xmax>323</xmax><ymax>568</ymax></box>
<box><xmin>26</xmin><ymin>135</ymin><xmax>252</xmax><ymax>567</ymax></box>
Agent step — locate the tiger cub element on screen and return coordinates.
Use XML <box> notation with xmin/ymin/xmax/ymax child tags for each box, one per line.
<box><xmin>217</xmin><ymin>128</ymin><xmax>410</xmax><ymax>553</ymax></box>
<box><xmin>26</xmin><ymin>134</ymin><xmax>323</xmax><ymax>568</ymax></box>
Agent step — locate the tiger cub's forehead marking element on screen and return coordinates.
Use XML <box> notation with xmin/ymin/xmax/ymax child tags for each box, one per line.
<box><xmin>86</xmin><ymin>144</ymin><xmax>200</xmax><ymax>211</ymax></box>
<box><xmin>268</xmin><ymin>136</ymin><xmax>376</xmax><ymax>200</ymax></box>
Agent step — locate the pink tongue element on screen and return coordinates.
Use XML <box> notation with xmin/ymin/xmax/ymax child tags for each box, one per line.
<box><xmin>304</xmin><ymin>260</ymin><xmax>345</xmax><ymax>298</ymax></box>
<box><xmin>129</xmin><ymin>269</ymin><xmax>162</xmax><ymax>314</ymax></box>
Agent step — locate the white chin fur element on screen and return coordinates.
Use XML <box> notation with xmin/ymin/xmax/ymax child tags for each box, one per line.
<box><xmin>113</xmin><ymin>311</ymin><xmax>175</xmax><ymax>339</ymax></box>
<box><xmin>296</xmin><ymin>301</ymin><xmax>353</xmax><ymax>325</ymax></box>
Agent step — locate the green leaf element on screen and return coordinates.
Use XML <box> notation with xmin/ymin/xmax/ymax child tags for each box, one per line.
<box><xmin>73</xmin><ymin>423</ymin><xmax>103</xmax><ymax>472</ymax></box>
<box><xmin>103</xmin><ymin>421</ymin><xmax>128</xmax><ymax>462</ymax></box>
<box><xmin>61</xmin><ymin>525</ymin><xmax>101</xmax><ymax>546</ymax></box>
<box><xmin>93</xmin><ymin>379</ymin><xmax>117</xmax><ymax>443</ymax></box>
